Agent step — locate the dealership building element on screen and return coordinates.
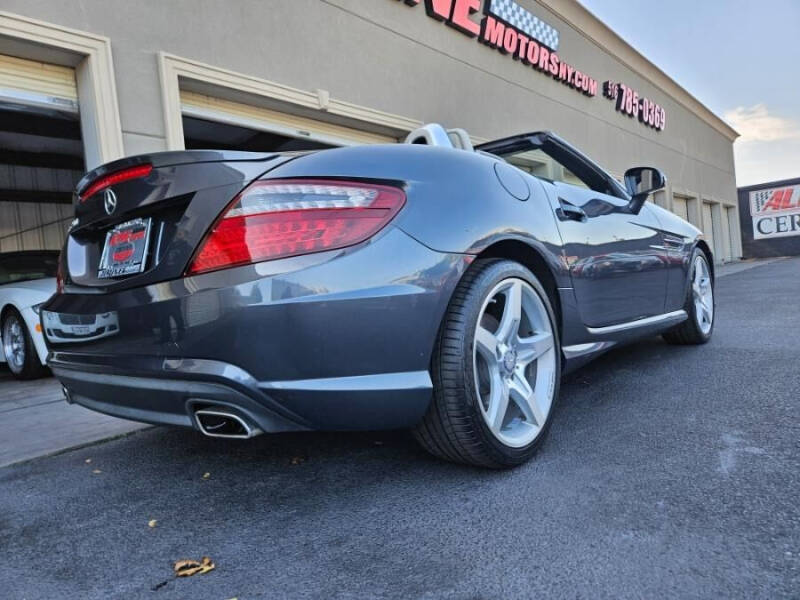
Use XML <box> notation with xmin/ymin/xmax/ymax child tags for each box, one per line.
<box><xmin>0</xmin><ymin>0</ymin><xmax>741</xmax><ymax>263</ymax></box>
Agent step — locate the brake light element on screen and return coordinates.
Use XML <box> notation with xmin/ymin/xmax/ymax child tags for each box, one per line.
<box><xmin>187</xmin><ymin>179</ymin><xmax>406</xmax><ymax>275</ymax></box>
<box><xmin>79</xmin><ymin>164</ymin><xmax>153</xmax><ymax>202</ymax></box>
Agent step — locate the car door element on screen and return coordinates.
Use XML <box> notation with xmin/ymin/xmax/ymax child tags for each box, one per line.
<box><xmin>477</xmin><ymin>132</ymin><xmax>669</xmax><ymax>328</ymax></box>
<box><xmin>552</xmin><ymin>182</ymin><xmax>669</xmax><ymax>327</ymax></box>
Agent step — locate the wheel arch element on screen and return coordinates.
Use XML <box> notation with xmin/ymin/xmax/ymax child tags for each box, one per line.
<box><xmin>694</xmin><ymin>240</ymin><xmax>715</xmax><ymax>281</ymax></box>
<box><xmin>1</xmin><ymin>302</ymin><xmax>20</xmax><ymax>326</ymax></box>
<box><xmin>474</xmin><ymin>239</ymin><xmax>563</xmax><ymax>336</ymax></box>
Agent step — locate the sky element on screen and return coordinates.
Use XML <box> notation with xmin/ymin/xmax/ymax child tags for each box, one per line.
<box><xmin>578</xmin><ymin>0</ymin><xmax>800</xmax><ymax>186</ymax></box>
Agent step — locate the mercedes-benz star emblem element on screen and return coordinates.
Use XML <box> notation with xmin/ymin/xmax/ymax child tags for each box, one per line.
<box><xmin>103</xmin><ymin>188</ymin><xmax>118</xmax><ymax>215</ymax></box>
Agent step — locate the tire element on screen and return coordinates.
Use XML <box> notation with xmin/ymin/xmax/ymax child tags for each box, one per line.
<box><xmin>663</xmin><ymin>249</ymin><xmax>715</xmax><ymax>345</ymax></box>
<box><xmin>2</xmin><ymin>309</ymin><xmax>46</xmax><ymax>380</ymax></box>
<box><xmin>413</xmin><ymin>259</ymin><xmax>561</xmax><ymax>469</ymax></box>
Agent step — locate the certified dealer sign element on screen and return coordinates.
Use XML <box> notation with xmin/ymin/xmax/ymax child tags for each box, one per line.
<box><xmin>750</xmin><ymin>185</ymin><xmax>800</xmax><ymax>239</ymax></box>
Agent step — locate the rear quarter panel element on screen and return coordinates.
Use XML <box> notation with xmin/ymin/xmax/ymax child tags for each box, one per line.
<box><xmin>263</xmin><ymin>144</ymin><xmax>571</xmax><ymax>287</ymax></box>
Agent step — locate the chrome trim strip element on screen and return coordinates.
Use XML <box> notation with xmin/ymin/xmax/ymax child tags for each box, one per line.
<box><xmin>586</xmin><ymin>310</ymin><xmax>687</xmax><ymax>335</ymax></box>
<box><xmin>259</xmin><ymin>370</ymin><xmax>432</xmax><ymax>392</ymax></box>
<box><xmin>562</xmin><ymin>341</ymin><xmax>616</xmax><ymax>359</ymax></box>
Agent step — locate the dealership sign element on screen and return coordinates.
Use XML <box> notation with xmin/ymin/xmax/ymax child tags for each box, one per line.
<box><xmin>395</xmin><ymin>0</ymin><xmax>666</xmax><ymax>130</ymax></box>
<box><xmin>750</xmin><ymin>185</ymin><xmax>800</xmax><ymax>239</ymax></box>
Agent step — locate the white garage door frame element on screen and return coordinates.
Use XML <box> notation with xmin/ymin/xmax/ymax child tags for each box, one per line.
<box><xmin>0</xmin><ymin>11</ymin><xmax>123</xmax><ymax>169</ymax></box>
<box><xmin>158</xmin><ymin>53</ymin><xmax>422</xmax><ymax>152</ymax></box>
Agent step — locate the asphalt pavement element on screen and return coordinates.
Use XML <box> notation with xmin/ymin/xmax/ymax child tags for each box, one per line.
<box><xmin>1</xmin><ymin>257</ymin><xmax>798</xmax><ymax>599</ymax></box>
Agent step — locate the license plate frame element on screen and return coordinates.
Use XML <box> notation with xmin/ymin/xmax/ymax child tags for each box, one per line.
<box><xmin>98</xmin><ymin>217</ymin><xmax>152</xmax><ymax>279</ymax></box>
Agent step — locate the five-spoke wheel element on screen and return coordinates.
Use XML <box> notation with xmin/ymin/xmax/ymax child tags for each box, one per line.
<box><xmin>664</xmin><ymin>249</ymin><xmax>715</xmax><ymax>345</ymax></box>
<box><xmin>473</xmin><ymin>278</ymin><xmax>556</xmax><ymax>448</ymax></box>
<box><xmin>414</xmin><ymin>259</ymin><xmax>560</xmax><ymax>468</ymax></box>
<box><xmin>692</xmin><ymin>254</ymin><xmax>714</xmax><ymax>335</ymax></box>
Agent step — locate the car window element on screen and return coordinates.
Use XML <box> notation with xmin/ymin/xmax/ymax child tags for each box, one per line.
<box><xmin>504</xmin><ymin>148</ymin><xmax>590</xmax><ymax>191</ymax></box>
<box><xmin>0</xmin><ymin>253</ymin><xmax>59</xmax><ymax>285</ymax></box>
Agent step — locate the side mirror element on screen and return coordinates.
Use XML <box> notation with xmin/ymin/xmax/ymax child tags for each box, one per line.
<box><xmin>624</xmin><ymin>167</ymin><xmax>666</xmax><ymax>213</ymax></box>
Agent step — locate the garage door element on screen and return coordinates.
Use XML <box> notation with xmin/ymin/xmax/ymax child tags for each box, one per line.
<box><xmin>672</xmin><ymin>196</ymin><xmax>689</xmax><ymax>222</ymax></box>
<box><xmin>725</xmin><ymin>206</ymin><xmax>737</xmax><ymax>261</ymax></box>
<box><xmin>180</xmin><ymin>90</ymin><xmax>396</xmax><ymax>149</ymax></box>
<box><xmin>701</xmin><ymin>203</ymin><xmax>716</xmax><ymax>261</ymax></box>
<box><xmin>0</xmin><ymin>54</ymin><xmax>83</xmax><ymax>253</ymax></box>
<box><xmin>0</xmin><ymin>54</ymin><xmax>78</xmax><ymax>113</ymax></box>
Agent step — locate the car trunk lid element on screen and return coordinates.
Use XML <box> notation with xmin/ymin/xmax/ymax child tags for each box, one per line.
<box><xmin>65</xmin><ymin>150</ymin><xmax>297</xmax><ymax>292</ymax></box>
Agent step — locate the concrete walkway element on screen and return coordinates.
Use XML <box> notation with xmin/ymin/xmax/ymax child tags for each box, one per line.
<box><xmin>0</xmin><ymin>370</ymin><xmax>146</xmax><ymax>467</ymax></box>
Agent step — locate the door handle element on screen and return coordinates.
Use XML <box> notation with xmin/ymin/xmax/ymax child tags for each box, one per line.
<box><xmin>556</xmin><ymin>199</ymin><xmax>587</xmax><ymax>222</ymax></box>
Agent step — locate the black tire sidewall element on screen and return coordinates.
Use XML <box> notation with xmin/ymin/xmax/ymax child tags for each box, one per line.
<box><xmin>457</xmin><ymin>260</ymin><xmax>561</xmax><ymax>465</ymax></box>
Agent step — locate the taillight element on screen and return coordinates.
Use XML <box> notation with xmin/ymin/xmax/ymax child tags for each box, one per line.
<box><xmin>187</xmin><ymin>179</ymin><xmax>405</xmax><ymax>275</ymax></box>
<box><xmin>79</xmin><ymin>164</ymin><xmax>153</xmax><ymax>202</ymax></box>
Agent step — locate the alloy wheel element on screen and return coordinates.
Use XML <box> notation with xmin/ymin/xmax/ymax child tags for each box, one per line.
<box><xmin>692</xmin><ymin>256</ymin><xmax>714</xmax><ymax>334</ymax></box>
<box><xmin>473</xmin><ymin>277</ymin><xmax>557</xmax><ymax>448</ymax></box>
<box><xmin>3</xmin><ymin>316</ymin><xmax>26</xmax><ymax>371</ymax></box>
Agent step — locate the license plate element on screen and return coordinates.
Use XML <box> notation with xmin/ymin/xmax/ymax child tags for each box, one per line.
<box><xmin>70</xmin><ymin>326</ymin><xmax>91</xmax><ymax>335</ymax></box>
<box><xmin>98</xmin><ymin>218</ymin><xmax>152</xmax><ymax>279</ymax></box>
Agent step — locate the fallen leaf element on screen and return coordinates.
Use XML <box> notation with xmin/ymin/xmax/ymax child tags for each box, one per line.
<box><xmin>174</xmin><ymin>556</ymin><xmax>215</xmax><ymax>577</ymax></box>
<box><xmin>92</xmin><ymin>469</ymin><xmax>102</xmax><ymax>474</ymax></box>
<box><xmin>85</xmin><ymin>458</ymin><xmax>92</xmax><ymax>464</ymax></box>
<box><xmin>148</xmin><ymin>519</ymin><xmax>157</xmax><ymax>528</ymax></box>
<box><xmin>202</xmin><ymin>472</ymin><xmax>211</xmax><ymax>480</ymax></box>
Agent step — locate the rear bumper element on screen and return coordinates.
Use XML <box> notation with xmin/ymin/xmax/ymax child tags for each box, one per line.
<box><xmin>43</xmin><ymin>227</ymin><xmax>471</xmax><ymax>432</ymax></box>
<box><xmin>52</xmin><ymin>354</ymin><xmax>433</xmax><ymax>433</ymax></box>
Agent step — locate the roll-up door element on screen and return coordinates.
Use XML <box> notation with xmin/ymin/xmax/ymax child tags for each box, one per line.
<box><xmin>702</xmin><ymin>203</ymin><xmax>716</xmax><ymax>261</ymax></box>
<box><xmin>0</xmin><ymin>53</ymin><xmax>84</xmax><ymax>252</ymax></box>
<box><xmin>180</xmin><ymin>90</ymin><xmax>395</xmax><ymax>149</ymax></box>
<box><xmin>0</xmin><ymin>54</ymin><xmax>78</xmax><ymax>114</ymax></box>
<box><xmin>672</xmin><ymin>196</ymin><xmax>689</xmax><ymax>222</ymax></box>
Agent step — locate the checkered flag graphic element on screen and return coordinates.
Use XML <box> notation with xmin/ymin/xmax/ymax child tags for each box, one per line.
<box><xmin>488</xmin><ymin>0</ymin><xmax>560</xmax><ymax>52</ymax></box>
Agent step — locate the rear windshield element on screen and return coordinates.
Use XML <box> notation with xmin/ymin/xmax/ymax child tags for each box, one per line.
<box><xmin>0</xmin><ymin>252</ymin><xmax>59</xmax><ymax>285</ymax></box>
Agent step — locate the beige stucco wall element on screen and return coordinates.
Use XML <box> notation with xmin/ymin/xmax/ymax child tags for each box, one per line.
<box><xmin>0</xmin><ymin>0</ymin><xmax>741</xmax><ymax>258</ymax></box>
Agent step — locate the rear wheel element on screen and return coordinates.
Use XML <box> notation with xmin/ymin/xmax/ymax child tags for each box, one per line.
<box><xmin>413</xmin><ymin>259</ymin><xmax>561</xmax><ymax>468</ymax></box>
<box><xmin>663</xmin><ymin>250</ymin><xmax>715</xmax><ymax>345</ymax></box>
<box><xmin>2</xmin><ymin>309</ymin><xmax>46</xmax><ymax>380</ymax></box>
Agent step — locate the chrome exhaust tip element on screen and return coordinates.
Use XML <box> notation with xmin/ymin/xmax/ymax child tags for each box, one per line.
<box><xmin>194</xmin><ymin>408</ymin><xmax>261</xmax><ymax>439</ymax></box>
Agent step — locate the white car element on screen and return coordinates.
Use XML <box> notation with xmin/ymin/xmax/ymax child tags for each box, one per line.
<box><xmin>0</xmin><ymin>251</ymin><xmax>59</xmax><ymax>379</ymax></box>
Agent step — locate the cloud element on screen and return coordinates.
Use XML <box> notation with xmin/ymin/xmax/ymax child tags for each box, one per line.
<box><xmin>723</xmin><ymin>104</ymin><xmax>800</xmax><ymax>142</ymax></box>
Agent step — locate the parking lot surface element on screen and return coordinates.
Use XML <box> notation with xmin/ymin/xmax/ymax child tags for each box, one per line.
<box><xmin>1</xmin><ymin>257</ymin><xmax>798</xmax><ymax>599</ymax></box>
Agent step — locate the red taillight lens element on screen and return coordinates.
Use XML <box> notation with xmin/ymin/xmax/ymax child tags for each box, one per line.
<box><xmin>187</xmin><ymin>179</ymin><xmax>406</xmax><ymax>275</ymax></box>
<box><xmin>79</xmin><ymin>164</ymin><xmax>153</xmax><ymax>202</ymax></box>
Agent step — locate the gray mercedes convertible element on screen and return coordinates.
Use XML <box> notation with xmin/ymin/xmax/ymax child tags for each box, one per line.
<box><xmin>42</xmin><ymin>124</ymin><xmax>715</xmax><ymax>468</ymax></box>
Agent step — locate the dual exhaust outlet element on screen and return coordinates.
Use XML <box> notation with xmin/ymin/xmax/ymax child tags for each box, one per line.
<box><xmin>194</xmin><ymin>408</ymin><xmax>262</xmax><ymax>439</ymax></box>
